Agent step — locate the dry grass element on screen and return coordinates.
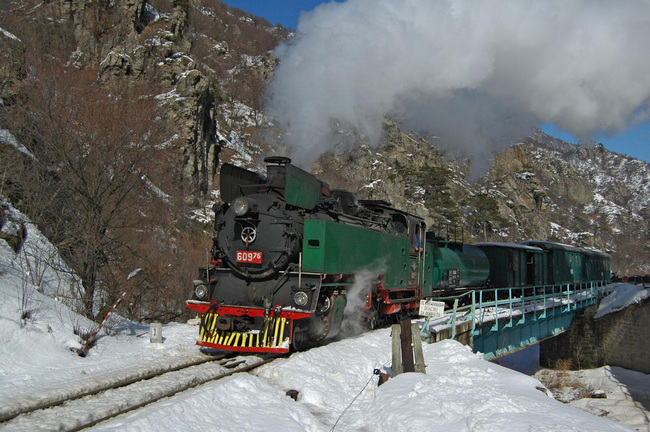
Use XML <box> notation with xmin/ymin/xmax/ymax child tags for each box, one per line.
<box><xmin>536</xmin><ymin>359</ymin><xmax>595</xmax><ymax>402</ymax></box>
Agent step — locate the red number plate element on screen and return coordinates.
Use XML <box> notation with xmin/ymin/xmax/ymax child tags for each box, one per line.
<box><xmin>236</xmin><ymin>251</ymin><xmax>263</xmax><ymax>264</ymax></box>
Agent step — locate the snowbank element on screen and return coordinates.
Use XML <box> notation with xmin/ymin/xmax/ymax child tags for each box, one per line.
<box><xmin>595</xmin><ymin>283</ymin><xmax>650</xmax><ymax>318</ymax></box>
<box><xmin>85</xmin><ymin>334</ymin><xmax>635</xmax><ymax>431</ymax></box>
<box><xmin>0</xmin><ymin>197</ymin><xmax>201</xmax><ymax>407</ymax></box>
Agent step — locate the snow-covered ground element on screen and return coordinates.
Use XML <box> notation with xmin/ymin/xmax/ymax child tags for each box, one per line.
<box><xmin>1</xmin><ymin>197</ymin><xmax>648</xmax><ymax>431</ymax></box>
<box><xmin>535</xmin><ymin>365</ymin><xmax>650</xmax><ymax>431</ymax></box>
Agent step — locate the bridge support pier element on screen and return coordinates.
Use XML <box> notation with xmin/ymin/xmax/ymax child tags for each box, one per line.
<box><xmin>541</xmin><ymin>299</ymin><xmax>650</xmax><ymax>374</ymax></box>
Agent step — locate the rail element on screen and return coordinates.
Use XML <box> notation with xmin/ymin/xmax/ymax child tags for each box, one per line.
<box><xmin>1</xmin><ymin>354</ymin><xmax>276</xmax><ymax>430</ymax></box>
<box><xmin>422</xmin><ymin>281</ymin><xmax>608</xmax><ymax>341</ymax></box>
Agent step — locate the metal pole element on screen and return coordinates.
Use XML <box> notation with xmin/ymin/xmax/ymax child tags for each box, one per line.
<box><xmin>451</xmin><ymin>299</ymin><xmax>459</xmax><ymax>340</ymax></box>
<box><xmin>298</xmin><ymin>252</ymin><xmax>302</xmax><ymax>289</ymax></box>
<box><xmin>471</xmin><ymin>290</ymin><xmax>476</xmax><ymax>335</ymax></box>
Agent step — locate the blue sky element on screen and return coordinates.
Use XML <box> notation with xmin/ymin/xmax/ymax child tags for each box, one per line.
<box><xmin>222</xmin><ymin>0</ymin><xmax>335</xmax><ymax>30</ymax></box>
<box><xmin>542</xmin><ymin>123</ymin><xmax>650</xmax><ymax>161</ymax></box>
<box><xmin>222</xmin><ymin>0</ymin><xmax>650</xmax><ymax>163</ymax></box>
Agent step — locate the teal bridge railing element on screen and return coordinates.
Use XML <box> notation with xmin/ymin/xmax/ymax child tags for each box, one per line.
<box><xmin>420</xmin><ymin>282</ymin><xmax>608</xmax><ymax>360</ymax></box>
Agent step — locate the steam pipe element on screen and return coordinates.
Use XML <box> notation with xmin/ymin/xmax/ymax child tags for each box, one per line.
<box><xmin>299</xmin><ymin>252</ymin><xmax>302</xmax><ymax>289</ymax></box>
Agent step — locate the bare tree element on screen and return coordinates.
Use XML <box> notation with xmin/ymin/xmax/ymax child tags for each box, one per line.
<box><xmin>1</xmin><ymin>2</ymin><xmax>217</xmax><ymax>324</ymax></box>
<box><xmin>3</xmin><ymin>65</ymin><xmax>178</xmax><ymax>320</ymax></box>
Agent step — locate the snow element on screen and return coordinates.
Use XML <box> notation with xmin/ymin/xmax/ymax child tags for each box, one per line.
<box><xmin>583</xmin><ymin>193</ymin><xmax>642</xmax><ymax>226</ymax></box>
<box><xmin>595</xmin><ymin>283</ymin><xmax>650</xmax><ymax>319</ymax></box>
<box><xmin>189</xmin><ymin>190</ymin><xmax>220</xmax><ymax>225</ymax></box>
<box><xmin>241</xmin><ymin>53</ymin><xmax>265</xmax><ymax>67</ymax></box>
<box><xmin>0</xmin><ymin>26</ymin><xmax>21</xmax><ymax>41</ymax></box>
<box><xmin>0</xmin><ymin>129</ymin><xmax>37</xmax><ymax>160</ymax></box>
<box><xmin>86</xmin><ymin>336</ymin><xmax>634</xmax><ymax>432</ymax></box>
<box><xmin>98</xmin><ymin>50</ymin><xmax>133</xmax><ymax>71</ymax></box>
<box><xmin>361</xmin><ymin>179</ymin><xmax>382</xmax><ymax>189</ymax></box>
<box><xmin>0</xmin><ymin>196</ymin><xmax>646</xmax><ymax>431</ymax></box>
<box><xmin>566</xmin><ymin>367</ymin><xmax>650</xmax><ymax>429</ymax></box>
<box><xmin>144</xmin><ymin>2</ymin><xmax>160</xmax><ymax>22</ymax></box>
<box><xmin>0</xmin><ymin>199</ymin><xmax>200</xmax><ymax>403</ymax></box>
<box><xmin>516</xmin><ymin>171</ymin><xmax>535</xmax><ymax>180</ymax></box>
<box><xmin>535</xmin><ymin>366</ymin><xmax>650</xmax><ymax>431</ymax></box>
<box><xmin>92</xmin><ymin>373</ymin><xmax>324</xmax><ymax>432</ymax></box>
<box><xmin>154</xmin><ymin>89</ymin><xmax>186</xmax><ymax>102</ymax></box>
<box><xmin>143</xmin><ymin>175</ymin><xmax>172</xmax><ymax>203</ymax></box>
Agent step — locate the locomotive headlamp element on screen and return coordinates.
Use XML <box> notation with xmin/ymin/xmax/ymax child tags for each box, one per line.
<box><xmin>293</xmin><ymin>291</ymin><xmax>309</xmax><ymax>307</ymax></box>
<box><xmin>194</xmin><ymin>284</ymin><xmax>209</xmax><ymax>300</ymax></box>
<box><xmin>232</xmin><ymin>197</ymin><xmax>250</xmax><ymax>216</ymax></box>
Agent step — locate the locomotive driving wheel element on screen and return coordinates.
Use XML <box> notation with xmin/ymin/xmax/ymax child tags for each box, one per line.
<box><xmin>291</xmin><ymin>322</ymin><xmax>310</xmax><ymax>351</ymax></box>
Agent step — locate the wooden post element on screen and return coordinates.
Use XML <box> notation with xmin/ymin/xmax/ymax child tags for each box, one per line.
<box><xmin>400</xmin><ymin>319</ymin><xmax>415</xmax><ymax>373</ymax></box>
<box><xmin>392</xmin><ymin>323</ymin><xmax>403</xmax><ymax>376</ymax></box>
<box><xmin>411</xmin><ymin>323</ymin><xmax>426</xmax><ymax>373</ymax></box>
<box><xmin>392</xmin><ymin>318</ymin><xmax>426</xmax><ymax>376</ymax></box>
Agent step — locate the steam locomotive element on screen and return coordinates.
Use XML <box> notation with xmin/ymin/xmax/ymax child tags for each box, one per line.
<box><xmin>186</xmin><ymin>156</ymin><xmax>610</xmax><ymax>353</ymax></box>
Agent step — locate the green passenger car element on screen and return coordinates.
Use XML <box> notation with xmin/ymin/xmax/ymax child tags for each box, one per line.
<box><xmin>474</xmin><ymin>243</ymin><xmax>545</xmax><ymax>288</ymax></box>
<box><xmin>522</xmin><ymin>241</ymin><xmax>585</xmax><ymax>285</ymax></box>
<box><xmin>582</xmin><ymin>248</ymin><xmax>611</xmax><ymax>283</ymax></box>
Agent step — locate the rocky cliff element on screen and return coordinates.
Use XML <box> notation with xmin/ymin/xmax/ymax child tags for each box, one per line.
<box><xmin>1</xmin><ymin>0</ymin><xmax>288</xmax><ymax>198</ymax></box>
<box><xmin>2</xmin><ymin>0</ymin><xmax>648</xmax><ymax>275</ymax></box>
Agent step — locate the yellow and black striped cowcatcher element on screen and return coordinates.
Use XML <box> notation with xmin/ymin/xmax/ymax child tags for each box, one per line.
<box><xmin>199</xmin><ymin>312</ymin><xmax>291</xmax><ymax>351</ymax></box>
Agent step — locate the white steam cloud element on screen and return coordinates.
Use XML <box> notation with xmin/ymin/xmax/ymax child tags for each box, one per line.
<box><xmin>266</xmin><ymin>0</ymin><xmax>650</xmax><ymax>168</ymax></box>
<box><xmin>341</xmin><ymin>270</ymin><xmax>376</xmax><ymax>336</ymax></box>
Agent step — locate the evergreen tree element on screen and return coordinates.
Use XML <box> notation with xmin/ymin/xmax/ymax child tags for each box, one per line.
<box><xmin>467</xmin><ymin>193</ymin><xmax>511</xmax><ymax>241</ymax></box>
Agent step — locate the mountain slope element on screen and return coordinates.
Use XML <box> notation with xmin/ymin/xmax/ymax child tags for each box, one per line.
<box><xmin>2</xmin><ymin>0</ymin><xmax>649</xmax><ymax>294</ymax></box>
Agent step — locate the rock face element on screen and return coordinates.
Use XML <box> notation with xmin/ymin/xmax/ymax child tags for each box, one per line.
<box><xmin>88</xmin><ymin>1</ymin><xmax>219</xmax><ymax>198</ymax></box>
<box><xmin>540</xmin><ymin>298</ymin><xmax>650</xmax><ymax>374</ymax></box>
<box><xmin>2</xmin><ymin>1</ymin><xmax>648</xmax><ymax>274</ymax></box>
<box><xmin>1</xmin><ymin>0</ymin><xmax>287</xmax><ymax>199</ymax></box>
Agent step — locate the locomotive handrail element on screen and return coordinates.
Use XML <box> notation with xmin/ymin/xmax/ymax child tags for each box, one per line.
<box><xmin>432</xmin><ymin>223</ymin><xmax>465</xmax><ymax>243</ymax></box>
<box><xmin>333</xmin><ymin>212</ymin><xmax>387</xmax><ymax>232</ymax></box>
<box><xmin>321</xmin><ymin>282</ymin><xmax>357</xmax><ymax>287</ymax></box>
<box><xmin>239</xmin><ymin>183</ymin><xmax>269</xmax><ymax>193</ymax></box>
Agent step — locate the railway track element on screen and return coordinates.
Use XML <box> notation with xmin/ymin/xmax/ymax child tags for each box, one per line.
<box><xmin>0</xmin><ymin>353</ymin><xmax>276</xmax><ymax>432</ymax></box>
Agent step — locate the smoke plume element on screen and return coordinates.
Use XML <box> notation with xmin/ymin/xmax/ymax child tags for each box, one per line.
<box><xmin>265</xmin><ymin>0</ymin><xmax>650</xmax><ymax>169</ymax></box>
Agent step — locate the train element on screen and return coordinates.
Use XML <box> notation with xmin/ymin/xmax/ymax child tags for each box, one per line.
<box><xmin>186</xmin><ymin>156</ymin><xmax>610</xmax><ymax>354</ymax></box>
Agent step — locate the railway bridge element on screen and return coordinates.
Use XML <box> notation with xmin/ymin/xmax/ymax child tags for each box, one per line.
<box><xmin>420</xmin><ymin>282</ymin><xmax>608</xmax><ymax>361</ymax></box>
